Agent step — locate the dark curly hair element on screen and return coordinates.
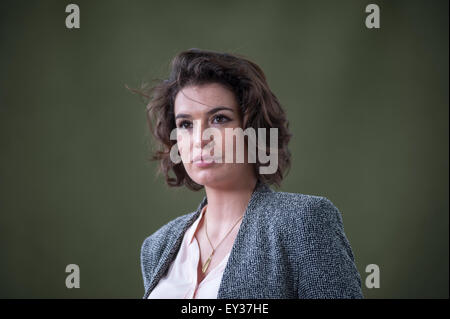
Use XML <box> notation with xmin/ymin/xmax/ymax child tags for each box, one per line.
<box><xmin>128</xmin><ymin>48</ymin><xmax>292</xmax><ymax>191</ymax></box>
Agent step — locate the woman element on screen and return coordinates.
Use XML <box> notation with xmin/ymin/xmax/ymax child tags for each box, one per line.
<box><xmin>137</xmin><ymin>48</ymin><xmax>363</xmax><ymax>299</ymax></box>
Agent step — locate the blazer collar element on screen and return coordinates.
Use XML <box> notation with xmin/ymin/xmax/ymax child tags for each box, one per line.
<box><xmin>186</xmin><ymin>180</ymin><xmax>273</xmax><ymax>248</ymax></box>
<box><xmin>192</xmin><ymin>180</ymin><xmax>273</xmax><ymax>222</ymax></box>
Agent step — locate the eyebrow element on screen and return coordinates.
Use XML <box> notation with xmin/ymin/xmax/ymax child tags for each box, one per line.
<box><xmin>175</xmin><ymin>106</ymin><xmax>234</xmax><ymax>120</ymax></box>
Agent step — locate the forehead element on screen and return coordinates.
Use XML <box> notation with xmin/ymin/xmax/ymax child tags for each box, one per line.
<box><xmin>174</xmin><ymin>83</ymin><xmax>238</xmax><ymax>114</ymax></box>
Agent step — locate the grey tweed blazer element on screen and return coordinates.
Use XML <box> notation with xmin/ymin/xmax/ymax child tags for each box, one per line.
<box><xmin>140</xmin><ymin>181</ymin><xmax>364</xmax><ymax>299</ymax></box>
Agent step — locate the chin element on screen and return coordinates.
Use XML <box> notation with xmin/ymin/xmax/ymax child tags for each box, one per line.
<box><xmin>188</xmin><ymin>166</ymin><xmax>233</xmax><ymax>188</ymax></box>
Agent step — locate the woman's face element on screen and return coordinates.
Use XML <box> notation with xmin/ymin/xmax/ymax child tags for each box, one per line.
<box><xmin>173</xmin><ymin>82</ymin><xmax>254</xmax><ymax>189</ymax></box>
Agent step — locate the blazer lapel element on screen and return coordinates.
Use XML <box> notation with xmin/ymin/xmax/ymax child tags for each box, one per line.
<box><xmin>217</xmin><ymin>181</ymin><xmax>273</xmax><ymax>298</ymax></box>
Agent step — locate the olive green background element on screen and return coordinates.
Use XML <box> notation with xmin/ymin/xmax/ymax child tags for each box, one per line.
<box><xmin>0</xmin><ymin>0</ymin><xmax>448</xmax><ymax>298</ymax></box>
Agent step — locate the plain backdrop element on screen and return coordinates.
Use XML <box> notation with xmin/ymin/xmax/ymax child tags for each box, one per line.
<box><xmin>0</xmin><ymin>0</ymin><xmax>448</xmax><ymax>298</ymax></box>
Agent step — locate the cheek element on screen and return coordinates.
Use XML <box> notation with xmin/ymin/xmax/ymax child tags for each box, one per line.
<box><xmin>222</xmin><ymin>130</ymin><xmax>232</xmax><ymax>155</ymax></box>
<box><xmin>222</xmin><ymin>128</ymin><xmax>246</xmax><ymax>161</ymax></box>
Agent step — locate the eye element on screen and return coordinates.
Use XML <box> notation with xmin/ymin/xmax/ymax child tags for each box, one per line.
<box><xmin>177</xmin><ymin>120</ymin><xmax>192</xmax><ymax>129</ymax></box>
<box><xmin>212</xmin><ymin>114</ymin><xmax>230</xmax><ymax>124</ymax></box>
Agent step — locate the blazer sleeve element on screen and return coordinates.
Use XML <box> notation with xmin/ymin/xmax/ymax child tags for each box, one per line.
<box><xmin>297</xmin><ymin>197</ymin><xmax>364</xmax><ymax>299</ymax></box>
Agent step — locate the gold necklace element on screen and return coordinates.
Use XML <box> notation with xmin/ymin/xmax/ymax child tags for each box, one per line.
<box><xmin>201</xmin><ymin>206</ymin><xmax>244</xmax><ymax>274</ymax></box>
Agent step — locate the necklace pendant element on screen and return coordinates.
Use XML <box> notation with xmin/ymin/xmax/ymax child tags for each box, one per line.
<box><xmin>202</xmin><ymin>256</ymin><xmax>212</xmax><ymax>273</ymax></box>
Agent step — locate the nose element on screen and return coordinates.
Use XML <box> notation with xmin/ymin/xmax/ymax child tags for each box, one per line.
<box><xmin>192</xmin><ymin>119</ymin><xmax>211</xmax><ymax>150</ymax></box>
<box><xmin>191</xmin><ymin>120</ymin><xmax>214</xmax><ymax>158</ymax></box>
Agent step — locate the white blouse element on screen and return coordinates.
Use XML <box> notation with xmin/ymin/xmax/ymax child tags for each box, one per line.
<box><xmin>147</xmin><ymin>205</ymin><xmax>231</xmax><ymax>299</ymax></box>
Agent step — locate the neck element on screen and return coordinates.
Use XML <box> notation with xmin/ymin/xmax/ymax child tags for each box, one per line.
<box><xmin>203</xmin><ymin>176</ymin><xmax>258</xmax><ymax>227</ymax></box>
